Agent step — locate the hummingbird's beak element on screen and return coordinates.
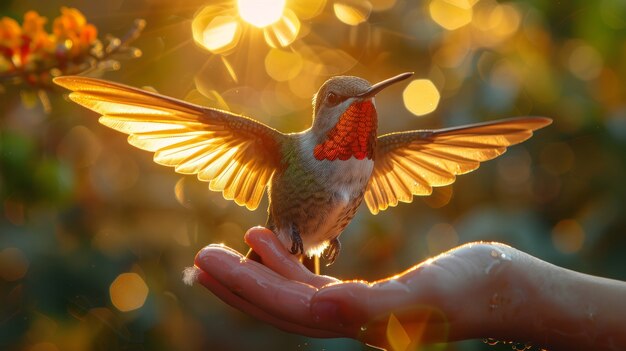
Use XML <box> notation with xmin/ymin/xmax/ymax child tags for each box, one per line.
<box><xmin>356</xmin><ymin>72</ymin><xmax>414</xmax><ymax>99</ymax></box>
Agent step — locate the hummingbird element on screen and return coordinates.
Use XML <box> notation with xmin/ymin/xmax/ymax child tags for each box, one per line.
<box><xmin>54</xmin><ymin>73</ymin><xmax>551</xmax><ymax>266</ymax></box>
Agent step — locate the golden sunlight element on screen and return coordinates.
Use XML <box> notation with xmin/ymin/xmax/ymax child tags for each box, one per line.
<box><xmin>202</xmin><ymin>16</ymin><xmax>241</xmax><ymax>54</ymax></box>
<box><xmin>263</xmin><ymin>9</ymin><xmax>301</xmax><ymax>48</ymax></box>
<box><xmin>402</xmin><ymin>79</ymin><xmax>441</xmax><ymax>116</ymax></box>
<box><xmin>387</xmin><ymin>313</ymin><xmax>411</xmax><ymax>351</ymax></box>
<box><xmin>238</xmin><ymin>0</ymin><xmax>286</xmax><ymax>28</ymax></box>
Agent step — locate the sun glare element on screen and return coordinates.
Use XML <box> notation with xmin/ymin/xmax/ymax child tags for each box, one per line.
<box><xmin>238</xmin><ymin>0</ymin><xmax>286</xmax><ymax>28</ymax></box>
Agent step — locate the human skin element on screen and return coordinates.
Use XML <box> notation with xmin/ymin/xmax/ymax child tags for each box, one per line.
<box><xmin>190</xmin><ymin>227</ymin><xmax>626</xmax><ymax>350</ymax></box>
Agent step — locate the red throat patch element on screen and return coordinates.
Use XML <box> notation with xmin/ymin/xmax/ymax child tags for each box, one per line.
<box><xmin>313</xmin><ymin>100</ymin><xmax>377</xmax><ymax>161</ymax></box>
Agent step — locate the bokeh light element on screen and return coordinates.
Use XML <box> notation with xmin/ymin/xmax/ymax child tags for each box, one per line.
<box><xmin>196</xmin><ymin>15</ymin><xmax>241</xmax><ymax>54</ymax></box>
<box><xmin>422</xmin><ymin>186</ymin><xmax>454</xmax><ymax>209</ymax></box>
<box><xmin>238</xmin><ymin>0</ymin><xmax>286</xmax><ymax>28</ymax></box>
<box><xmin>334</xmin><ymin>0</ymin><xmax>372</xmax><ymax>26</ymax></box>
<box><xmin>429</xmin><ymin>0</ymin><xmax>475</xmax><ymax>30</ymax></box>
<box><xmin>552</xmin><ymin>219</ymin><xmax>585</xmax><ymax>254</ymax></box>
<box><xmin>567</xmin><ymin>42</ymin><xmax>603</xmax><ymax>81</ymax></box>
<box><xmin>264</xmin><ymin>48</ymin><xmax>303</xmax><ymax>81</ymax></box>
<box><xmin>109</xmin><ymin>273</ymin><xmax>149</xmax><ymax>312</ymax></box>
<box><xmin>402</xmin><ymin>79</ymin><xmax>441</xmax><ymax>116</ymax></box>
<box><xmin>472</xmin><ymin>1</ymin><xmax>521</xmax><ymax>46</ymax></box>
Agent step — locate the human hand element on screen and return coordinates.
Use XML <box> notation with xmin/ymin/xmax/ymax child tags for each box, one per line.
<box><xmin>190</xmin><ymin>227</ymin><xmax>534</xmax><ymax>349</ymax></box>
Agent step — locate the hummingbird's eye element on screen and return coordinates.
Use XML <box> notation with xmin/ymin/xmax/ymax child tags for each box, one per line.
<box><xmin>326</xmin><ymin>92</ymin><xmax>342</xmax><ymax>106</ymax></box>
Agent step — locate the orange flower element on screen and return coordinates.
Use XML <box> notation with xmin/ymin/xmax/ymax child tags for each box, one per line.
<box><xmin>79</xmin><ymin>23</ymin><xmax>97</xmax><ymax>48</ymax></box>
<box><xmin>22</xmin><ymin>11</ymin><xmax>47</xmax><ymax>38</ymax></box>
<box><xmin>52</xmin><ymin>7</ymin><xmax>97</xmax><ymax>57</ymax></box>
<box><xmin>22</xmin><ymin>11</ymin><xmax>54</xmax><ymax>59</ymax></box>
<box><xmin>53</xmin><ymin>7</ymin><xmax>87</xmax><ymax>37</ymax></box>
<box><xmin>0</xmin><ymin>17</ymin><xmax>22</xmax><ymax>68</ymax></box>
<box><xmin>0</xmin><ymin>6</ymin><xmax>141</xmax><ymax>87</ymax></box>
<box><xmin>0</xmin><ymin>17</ymin><xmax>21</xmax><ymax>49</ymax></box>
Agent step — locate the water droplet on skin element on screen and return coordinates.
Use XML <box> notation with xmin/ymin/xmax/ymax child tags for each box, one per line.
<box><xmin>586</xmin><ymin>305</ymin><xmax>597</xmax><ymax>323</ymax></box>
<box><xmin>483</xmin><ymin>338</ymin><xmax>499</xmax><ymax>345</ymax></box>
<box><xmin>490</xmin><ymin>249</ymin><xmax>511</xmax><ymax>261</ymax></box>
<box><xmin>486</xmin><ymin>248</ymin><xmax>512</xmax><ymax>274</ymax></box>
<box><xmin>511</xmin><ymin>342</ymin><xmax>531</xmax><ymax>350</ymax></box>
<box><xmin>360</xmin><ymin>325</ymin><xmax>367</xmax><ymax>331</ymax></box>
<box><xmin>489</xmin><ymin>293</ymin><xmax>500</xmax><ymax>310</ymax></box>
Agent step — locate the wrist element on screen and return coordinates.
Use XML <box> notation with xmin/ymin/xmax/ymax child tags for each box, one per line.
<box><xmin>497</xmin><ymin>250</ymin><xmax>626</xmax><ymax>350</ymax></box>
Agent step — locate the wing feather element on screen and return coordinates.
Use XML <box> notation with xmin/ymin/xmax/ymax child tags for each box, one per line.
<box><xmin>365</xmin><ymin>117</ymin><xmax>552</xmax><ymax>214</ymax></box>
<box><xmin>55</xmin><ymin>76</ymin><xmax>284</xmax><ymax>210</ymax></box>
<box><xmin>392</xmin><ymin>156</ymin><xmax>432</xmax><ymax>194</ymax></box>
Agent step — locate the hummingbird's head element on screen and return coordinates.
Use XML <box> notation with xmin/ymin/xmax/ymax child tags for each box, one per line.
<box><xmin>310</xmin><ymin>72</ymin><xmax>413</xmax><ymax>161</ymax></box>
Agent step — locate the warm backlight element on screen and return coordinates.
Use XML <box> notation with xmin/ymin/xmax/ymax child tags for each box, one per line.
<box><xmin>238</xmin><ymin>0</ymin><xmax>286</xmax><ymax>28</ymax></box>
<box><xmin>201</xmin><ymin>16</ymin><xmax>241</xmax><ymax>54</ymax></box>
<box><xmin>403</xmin><ymin>79</ymin><xmax>441</xmax><ymax>116</ymax></box>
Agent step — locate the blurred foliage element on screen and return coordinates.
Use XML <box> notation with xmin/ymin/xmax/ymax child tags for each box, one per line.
<box><xmin>1</xmin><ymin>0</ymin><xmax>626</xmax><ymax>350</ymax></box>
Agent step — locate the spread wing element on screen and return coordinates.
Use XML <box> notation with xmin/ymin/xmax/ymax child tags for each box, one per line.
<box><xmin>54</xmin><ymin>76</ymin><xmax>285</xmax><ymax>210</ymax></box>
<box><xmin>364</xmin><ymin>117</ymin><xmax>552</xmax><ymax>214</ymax></box>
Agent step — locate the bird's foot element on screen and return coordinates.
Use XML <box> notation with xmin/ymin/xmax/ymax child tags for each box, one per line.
<box><xmin>289</xmin><ymin>226</ymin><xmax>304</xmax><ymax>255</ymax></box>
<box><xmin>322</xmin><ymin>238</ymin><xmax>341</xmax><ymax>265</ymax></box>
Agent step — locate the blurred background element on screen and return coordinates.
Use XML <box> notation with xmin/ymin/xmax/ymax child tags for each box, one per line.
<box><xmin>1</xmin><ymin>0</ymin><xmax>626</xmax><ymax>350</ymax></box>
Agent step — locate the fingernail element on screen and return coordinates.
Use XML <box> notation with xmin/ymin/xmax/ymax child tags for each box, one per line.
<box><xmin>311</xmin><ymin>300</ymin><xmax>339</xmax><ymax>323</ymax></box>
<box><xmin>245</xmin><ymin>227</ymin><xmax>263</xmax><ymax>243</ymax></box>
<box><xmin>195</xmin><ymin>245</ymin><xmax>239</xmax><ymax>267</ymax></box>
<box><xmin>247</xmin><ymin>226</ymin><xmax>266</xmax><ymax>235</ymax></box>
<box><xmin>206</xmin><ymin>244</ymin><xmax>239</xmax><ymax>254</ymax></box>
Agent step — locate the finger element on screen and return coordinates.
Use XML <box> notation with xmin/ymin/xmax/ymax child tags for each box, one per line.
<box><xmin>244</xmin><ymin>227</ymin><xmax>338</xmax><ymax>288</ymax></box>
<box><xmin>195</xmin><ymin>244</ymin><xmax>322</xmax><ymax>326</ymax></box>
<box><xmin>195</xmin><ymin>270</ymin><xmax>343</xmax><ymax>338</ymax></box>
